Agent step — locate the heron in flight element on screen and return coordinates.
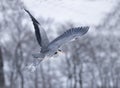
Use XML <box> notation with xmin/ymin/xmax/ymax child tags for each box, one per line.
<box><xmin>25</xmin><ymin>9</ymin><xmax>89</xmax><ymax>61</ymax></box>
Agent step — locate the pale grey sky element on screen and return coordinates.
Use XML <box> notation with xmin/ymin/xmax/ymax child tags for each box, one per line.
<box><xmin>22</xmin><ymin>0</ymin><xmax>116</xmax><ymax>26</ymax></box>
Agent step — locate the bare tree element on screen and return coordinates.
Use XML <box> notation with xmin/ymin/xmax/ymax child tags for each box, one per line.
<box><xmin>0</xmin><ymin>46</ymin><xmax>5</xmax><ymax>88</ymax></box>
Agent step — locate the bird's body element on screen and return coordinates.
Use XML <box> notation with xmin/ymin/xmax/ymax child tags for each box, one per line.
<box><xmin>25</xmin><ymin>9</ymin><xmax>89</xmax><ymax>62</ymax></box>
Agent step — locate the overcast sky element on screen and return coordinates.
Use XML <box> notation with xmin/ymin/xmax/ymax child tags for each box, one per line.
<box><xmin>22</xmin><ymin>0</ymin><xmax>116</xmax><ymax>26</ymax></box>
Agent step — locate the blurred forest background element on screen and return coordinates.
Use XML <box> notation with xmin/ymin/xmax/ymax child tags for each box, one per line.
<box><xmin>0</xmin><ymin>0</ymin><xmax>120</xmax><ymax>88</ymax></box>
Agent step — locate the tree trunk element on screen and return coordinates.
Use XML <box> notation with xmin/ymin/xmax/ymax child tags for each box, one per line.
<box><xmin>79</xmin><ymin>63</ymin><xmax>83</xmax><ymax>88</ymax></box>
<box><xmin>0</xmin><ymin>47</ymin><xmax>5</xmax><ymax>88</ymax></box>
<box><xmin>34</xmin><ymin>69</ymin><xmax>38</xmax><ymax>88</ymax></box>
<box><xmin>73</xmin><ymin>64</ymin><xmax>77</xmax><ymax>88</ymax></box>
<box><xmin>40</xmin><ymin>64</ymin><xmax>46</xmax><ymax>88</ymax></box>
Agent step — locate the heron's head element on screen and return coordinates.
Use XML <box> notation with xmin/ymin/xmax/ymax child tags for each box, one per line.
<box><xmin>54</xmin><ymin>49</ymin><xmax>62</xmax><ymax>55</ymax></box>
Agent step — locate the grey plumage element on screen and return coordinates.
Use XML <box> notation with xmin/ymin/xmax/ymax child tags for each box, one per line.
<box><xmin>48</xmin><ymin>27</ymin><xmax>89</xmax><ymax>51</ymax></box>
<box><xmin>25</xmin><ymin>9</ymin><xmax>89</xmax><ymax>60</ymax></box>
<box><xmin>24</xmin><ymin>9</ymin><xmax>49</xmax><ymax>48</ymax></box>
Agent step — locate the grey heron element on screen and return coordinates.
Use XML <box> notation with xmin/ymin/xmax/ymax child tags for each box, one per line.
<box><xmin>25</xmin><ymin>9</ymin><xmax>89</xmax><ymax>62</ymax></box>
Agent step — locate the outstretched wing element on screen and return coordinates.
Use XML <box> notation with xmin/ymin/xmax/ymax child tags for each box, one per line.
<box><xmin>25</xmin><ymin>9</ymin><xmax>49</xmax><ymax>48</ymax></box>
<box><xmin>48</xmin><ymin>26</ymin><xmax>89</xmax><ymax>50</ymax></box>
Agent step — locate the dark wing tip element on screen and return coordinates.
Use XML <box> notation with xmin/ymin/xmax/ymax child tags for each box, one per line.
<box><xmin>24</xmin><ymin>8</ymin><xmax>42</xmax><ymax>47</ymax></box>
<box><xmin>79</xmin><ymin>26</ymin><xmax>89</xmax><ymax>35</ymax></box>
<box><xmin>24</xmin><ymin>8</ymin><xmax>29</xmax><ymax>13</ymax></box>
<box><xmin>24</xmin><ymin>9</ymin><xmax>39</xmax><ymax>24</ymax></box>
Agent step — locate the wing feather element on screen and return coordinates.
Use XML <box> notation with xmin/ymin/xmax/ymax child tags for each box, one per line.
<box><xmin>25</xmin><ymin>9</ymin><xmax>49</xmax><ymax>48</ymax></box>
<box><xmin>38</xmin><ymin>25</ymin><xmax>49</xmax><ymax>48</ymax></box>
<box><xmin>48</xmin><ymin>26</ymin><xmax>89</xmax><ymax>50</ymax></box>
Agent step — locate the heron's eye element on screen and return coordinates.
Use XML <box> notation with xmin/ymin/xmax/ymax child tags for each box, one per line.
<box><xmin>54</xmin><ymin>52</ymin><xmax>57</xmax><ymax>54</ymax></box>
